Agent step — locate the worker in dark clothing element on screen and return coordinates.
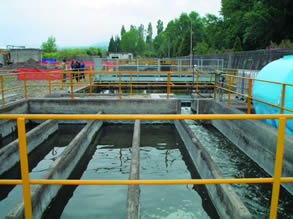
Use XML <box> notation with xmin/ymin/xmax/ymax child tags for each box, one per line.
<box><xmin>71</xmin><ymin>60</ymin><xmax>76</xmax><ymax>82</ymax></box>
<box><xmin>75</xmin><ymin>61</ymin><xmax>80</xmax><ymax>82</ymax></box>
<box><xmin>80</xmin><ymin>61</ymin><xmax>85</xmax><ymax>80</ymax></box>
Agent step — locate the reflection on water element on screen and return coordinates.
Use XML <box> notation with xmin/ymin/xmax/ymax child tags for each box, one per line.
<box><xmin>44</xmin><ymin>124</ymin><xmax>219</xmax><ymax>219</ymax></box>
<box><xmin>49</xmin><ymin>125</ymin><xmax>134</xmax><ymax>219</ymax></box>
<box><xmin>140</xmin><ymin>125</ymin><xmax>219</xmax><ymax>219</ymax></box>
<box><xmin>182</xmin><ymin>107</ymin><xmax>293</xmax><ymax>218</ymax></box>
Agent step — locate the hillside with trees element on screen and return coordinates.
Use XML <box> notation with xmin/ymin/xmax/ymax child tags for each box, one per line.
<box><xmin>41</xmin><ymin>36</ymin><xmax>107</xmax><ymax>60</ymax></box>
<box><xmin>108</xmin><ymin>0</ymin><xmax>293</xmax><ymax>57</ymax></box>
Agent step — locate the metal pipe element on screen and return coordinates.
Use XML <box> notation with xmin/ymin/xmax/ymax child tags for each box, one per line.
<box><xmin>1</xmin><ymin>114</ymin><xmax>293</xmax><ymax>120</ymax></box>
<box><xmin>269</xmin><ymin>117</ymin><xmax>286</xmax><ymax>219</ymax></box>
<box><xmin>247</xmin><ymin>79</ymin><xmax>252</xmax><ymax>114</ymax></box>
<box><xmin>280</xmin><ymin>84</ymin><xmax>286</xmax><ymax>114</ymax></box>
<box><xmin>17</xmin><ymin>118</ymin><xmax>32</xmax><ymax>219</ymax></box>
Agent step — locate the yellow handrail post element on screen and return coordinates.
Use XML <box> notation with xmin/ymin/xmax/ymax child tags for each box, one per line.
<box><xmin>130</xmin><ymin>72</ymin><xmax>133</xmax><ymax>96</ymax></box>
<box><xmin>167</xmin><ymin>71</ymin><xmax>171</xmax><ymax>99</ymax></box>
<box><xmin>269</xmin><ymin>117</ymin><xmax>286</xmax><ymax>219</ymax></box>
<box><xmin>17</xmin><ymin>118</ymin><xmax>33</xmax><ymax>219</ymax></box>
<box><xmin>0</xmin><ymin>75</ymin><xmax>5</xmax><ymax>106</ymax></box>
<box><xmin>280</xmin><ymin>84</ymin><xmax>286</xmax><ymax>114</ymax></box>
<box><xmin>119</xmin><ymin>72</ymin><xmax>122</xmax><ymax>100</ymax></box>
<box><xmin>247</xmin><ymin>79</ymin><xmax>252</xmax><ymax>114</ymax></box>
<box><xmin>24</xmin><ymin>72</ymin><xmax>27</xmax><ymax>99</ymax></box>
<box><xmin>196</xmin><ymin>70</ymin><xmax>199</xmax><ymax>94</ymax></box>
<box><xmin>70</xmin><ymin>71</ymin><xmax>74</xmax><ymax>99</ymax></box>
<box><xmin>214</xmin><ymin>73</ymin><xmax>216</xmax><ymax>99</ymax></box>
<box><xmin>61</xmin><ymin>71</ymin><xmax>64</xmax><ymax>90</ymax></box>
<box><xmin>77</xmin><ymin>69</ymin><xmax>80</xmax><ymax>83</ymax></box>
<box><xmin>48</xmin><ymin>73</ymin><xmax>51</xmax><ymax>96</ymax></box>
<box><xmin>89</xmin><ymin>71</ymin><xmax>92</xmax><ymax>96</ymax></box>
<box><xmin>227</xmin><ymin>75</ymin><xmax>231</xmax><ymax>107</ymax></box>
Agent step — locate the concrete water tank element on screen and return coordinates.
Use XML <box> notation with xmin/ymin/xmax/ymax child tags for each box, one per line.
<box><xmin>252</xmin><ymin>55</ymin><xmax>293</xmax><ymax>135</ymax></box>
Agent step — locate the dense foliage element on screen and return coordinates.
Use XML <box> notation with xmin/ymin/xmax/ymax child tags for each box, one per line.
<box><xmin>42</xmin><ymin>47</ymin><xmax>106</xmax><ymax>60</ymax></box>
<box><xmin>41</xmin><ymin>36</ymin><xmax>57</xmax><ymax>53</ymax></box>
<box><xmin>108</xmin><ymin>0</ymin><xmax>293</xmax><ymax>57</ymax></box>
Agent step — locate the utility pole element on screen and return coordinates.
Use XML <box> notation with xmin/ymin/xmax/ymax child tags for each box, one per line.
<box><xmin>190</xmin><ymin>20</ymin><xmax>193</xmax><ymax>68</ymax></box>
<box><xmin>191</xmin><ymin>20</ymin><xmax>194</xmax><ymax>96</ymax></box>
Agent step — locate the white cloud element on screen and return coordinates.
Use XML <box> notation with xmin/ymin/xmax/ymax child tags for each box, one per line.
<box><xmin>0</xmin><ymin>0</ymin><xmax>221</xmax><ymax>48</ymax></box>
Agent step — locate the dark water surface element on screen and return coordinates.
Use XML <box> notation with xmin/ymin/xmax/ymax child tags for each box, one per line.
<box><xmin>182</xmin><ymin>107</ymin><xmax>293</xmax><ymax>219</ymax></box>
<box><xmin>0</xmin><ymin>124</ymin><xmax>84</xmax><ymax>219</ymax></box>
<box><xmin>139</xmin><ymin>125</ymin><xmax>218</xmax><ymax>219</ymax></box>
<box><xmin>53</xmin><ymin>125</ymin><xmax>134</xmax><ymax>219</ymax></box>
<box><xmin>44</xmin><ymin>124</ymin><xmax>218</xmax><ymax>219</ymax></box>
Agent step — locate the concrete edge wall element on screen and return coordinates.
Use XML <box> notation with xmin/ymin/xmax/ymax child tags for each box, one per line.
<box><xmin>192</xmin><ymin>99</ymin><xmax>293</xmax><ymax>195</ymax></box>
<box><xmin>105</xmin><ymin>120</ymin><xmax>173</xmax><ymax>124</ymax></box>
<box><xmin>126</xmin><ymin>120</ymin><xmax>141</xmax><ymax>219</ymax></box>
<box><xmin>0</xmin><ymin>100</ymin><xmax>28</xmax><ymax>138</ymax></box>
<box><xmin>175</xmin><ymin>120</ymin><xmax>251</xmax><ymax>219</ymax></box>
<box><xmin>6</xmin><ymin>113</ymin><xmax>103</xmax><ymax>219</ymax></box>
<box><xmin>28</xmin><ymin>98</ymin><xmax>181</xmax><ymax>114</ymax></box>
<box><xmin>10</xmin><ymin>49</ymin><xmax>42</xmax><ymax>63</ymax></box>
<box><xmin>0</xmin><ymin>119</ymin><xmax>58</xmax><ymax>176</ymax></box>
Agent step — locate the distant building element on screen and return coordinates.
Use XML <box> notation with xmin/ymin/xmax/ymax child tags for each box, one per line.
<box><xmin>108</xmin><ymin>53</ymin><xmax>133</xmax><ymax>60</ymax></box>
<box><xmin>10</xmin><ymin>48</ymin><xmax>42</xmax><ymax>63</ymax></box>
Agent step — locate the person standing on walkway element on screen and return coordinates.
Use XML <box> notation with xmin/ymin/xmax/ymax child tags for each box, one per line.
<box><xmin>71</xmin><ymin>60</ymin><xmax>77</xmax><ymax>82</ymax></box>
<box><xmin>80</xmin><ymin>61</ymin><xmax>85</xmax><ymax>80</ymax></box>
<box><xmin>75</xmin><ymin>61</ymin><xmax>80</xmax><ymax>82</ymax></box>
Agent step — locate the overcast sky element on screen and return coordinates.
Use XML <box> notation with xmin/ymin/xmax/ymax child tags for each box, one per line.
<box><xmin>1</xmin><ymin>0</ymin><xmax>221</xmax><ymax>48</ymax></box>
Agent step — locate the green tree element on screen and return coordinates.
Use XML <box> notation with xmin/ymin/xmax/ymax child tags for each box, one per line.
<box><xmin>233</xmin><ymin>36</ymin><xmax>243</xmax><ymax>51</ymax></box>
<box><xmin>156</xmin><ymin>19</ymin><xmax>164</xmax><ymax>35</ymax></box>
<box><xmin>194</xmin><ymin>42</ymin><xmax>209</xmax><ymax>54</ymax></box>
<box><xmin>120</xmin><ymin>25</ymin><xmax>138</xmax><ymax>54</ymax></box>
<box><xmin>87</xmin><ymin>47</ymin><xmax>104</xmax><ymax>56</ymax></box>
<box><xmin>114</xmin><ymin>36</ymin><xmax>121</xmax><ymax>52</ymax></box>
<box><xmin>121</xmin><ymin>25</ymin><xmax>126</xmax><ymax>37</ymax></box>
<box><xmin>137</xmin><ymin>24</ymin><xmax>145</xmax><ymax>55</ymax></box>
<box><xmin>146</xmin><ymin>22</ymin><xmax>153</xmax><ymax>51</ymax></box>
<box><xmin>108</xmin><ymin>36</ymin><xmax>115</xmax><ymax>52</ymax></box>
<box><xmin>41</xmin><ymin>36</ymin><xmax>57</xmax><ymax>53</ymax></box>
<box><xmin>203</xmin><ymin>14</ymin><xmax>227</xmax><ymax>51</ymax></box>
<box><xmin>153</xmin><ymin>32</ymin><xmax>167</xmax><ymax>57</ymax></box>
<box><xmin>56</xmin><ymin>48</ymin><xmax>87</xmax><ymax>60</ymax></box>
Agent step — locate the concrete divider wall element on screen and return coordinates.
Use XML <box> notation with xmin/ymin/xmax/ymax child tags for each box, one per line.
<box><xmin>0</xmin><ymin>119</ymin><xmax>58</xmax><ymax>176</ymax></box>
<box><xmin>126</xmin><ymin>120</ymin><xmax>141</xmax><ymax>219</ymax></box>
<box><xmin>28</xmin><ymin>98</ymin><xmax>181</xmax><ymax>114</ymax></box>
<box><xmin>6</xmin><ymin>114</ymin><xmax>103</xmax><ymax>219</ymax></box>
<box><xmin>192</xmin><ymin>99</ymin><xmax>293</xmax><ymax>194</ymax></box>
<box><xmin>0</xmin><ymin>100</ymin><xmax>28</xmax><ymax>138</ymax></box>
<box><xmin>175</xmin><ymin>120</ymin><xmax>251</xmax><ymax>219</ymax></box>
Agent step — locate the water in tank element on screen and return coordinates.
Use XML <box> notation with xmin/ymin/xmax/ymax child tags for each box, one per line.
<box><xmin>252</xmin><ymin>55</ymin><xmax>293</xmax><ymax>135</ymax></box>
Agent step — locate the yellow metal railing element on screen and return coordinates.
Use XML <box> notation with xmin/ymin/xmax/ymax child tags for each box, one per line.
<box><xmin>1</xmin><ymin>70</ymin><xmax>293</xmax><ymax>114</ymax></box>
<box><xmin>0</xmin><ymin>114</ymin><xmax>293</xmax><ymax>218</ymax></box>
<box><xmin>0</xmin><ymin>70</ymin><xmax>211</xmax><ymax>103</ymax></box>
<box><xmin>211</xmin><ymin>72</ymin><xmax>293</xmax><ymax>114</ymax></box>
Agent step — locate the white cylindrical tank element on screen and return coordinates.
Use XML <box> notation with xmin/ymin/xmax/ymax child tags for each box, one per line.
<box><xmin>252</xmin><ymin>55</ymin><xmax>293</xmax><ymax>134</ymax></box>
